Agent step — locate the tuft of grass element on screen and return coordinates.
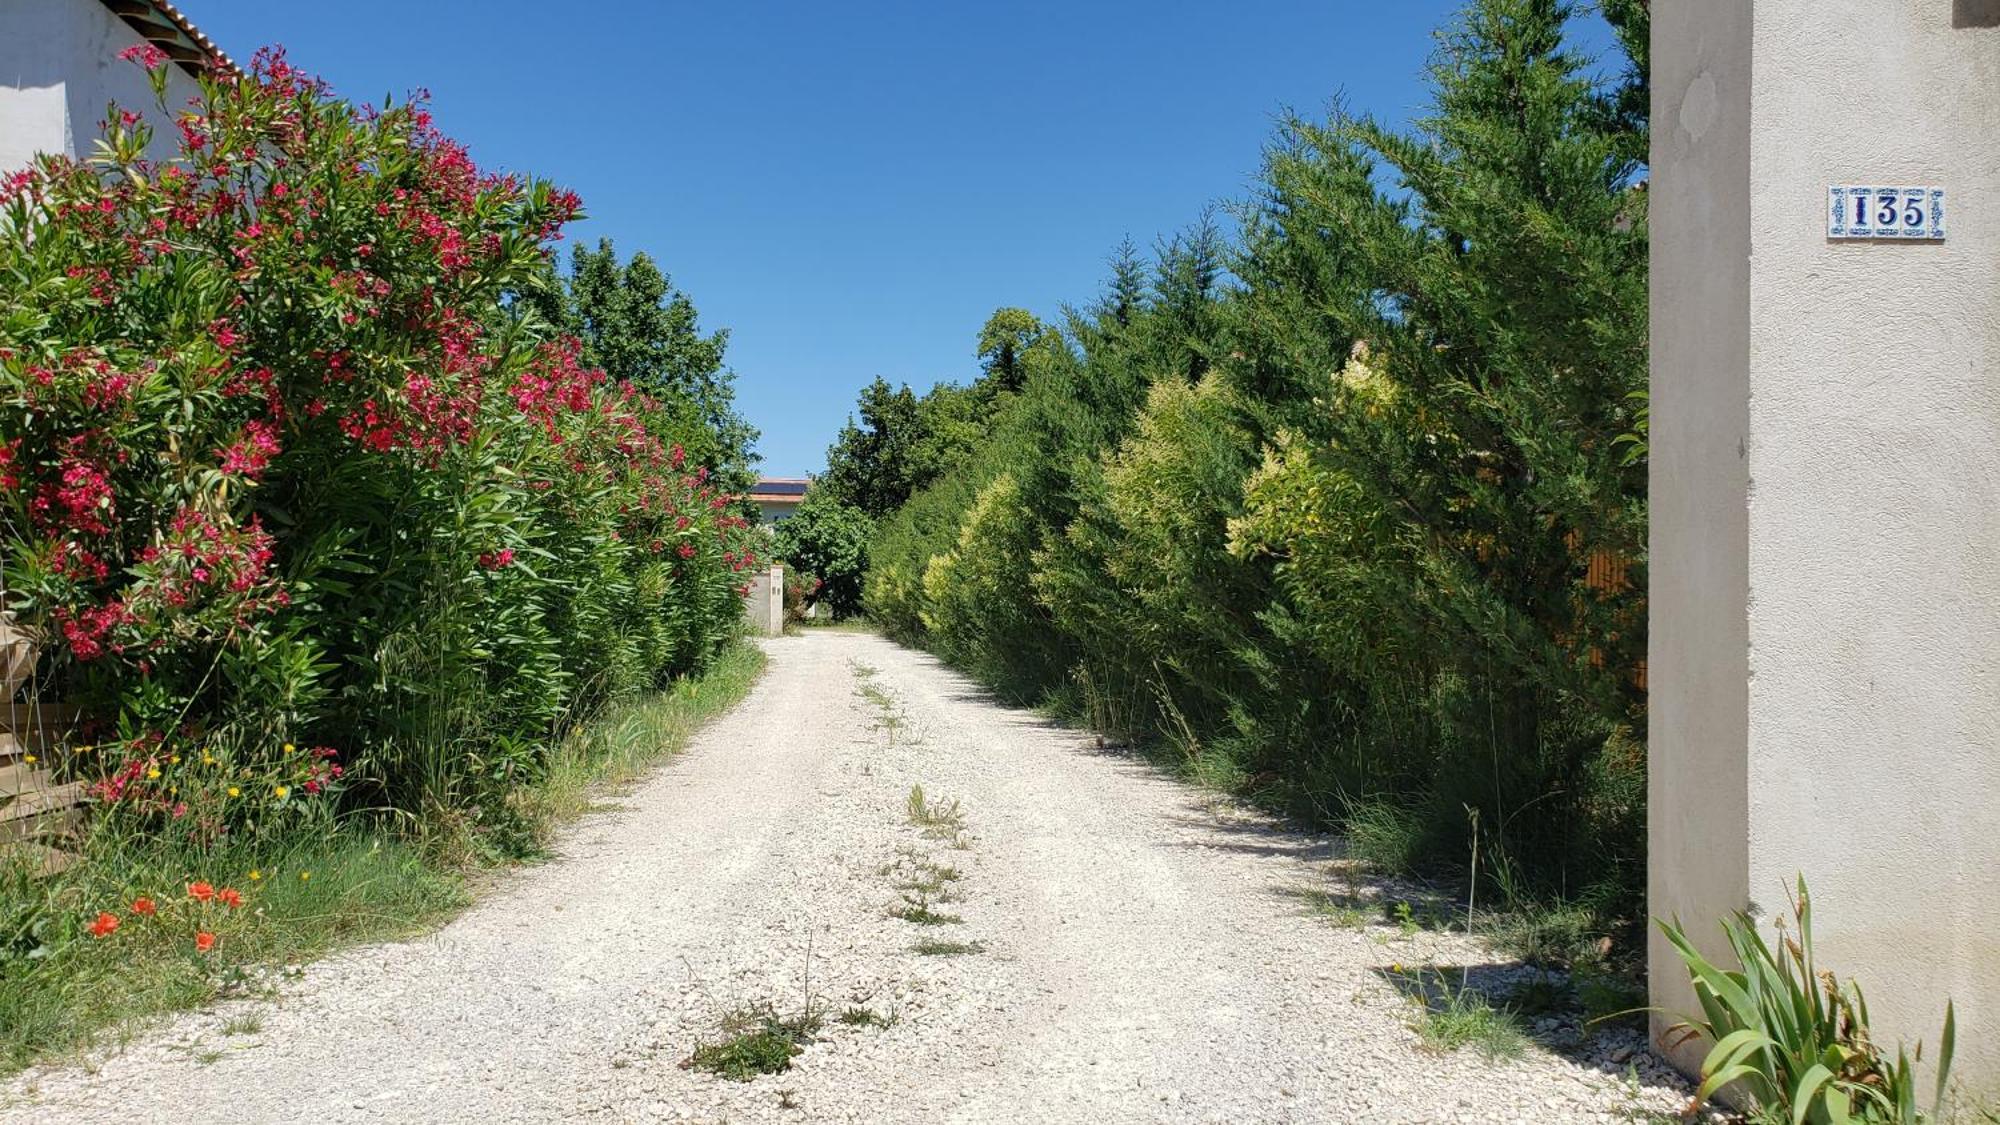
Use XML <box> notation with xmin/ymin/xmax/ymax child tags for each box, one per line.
<box><xmin>1482</xmin><ymin>899</ymin><xmax>1607</xmax><ymax>967</ymax></box>
<box><xmin>1402</xmin><ymin>970</ymin><xmax>1527</xmax><ymax>1061</ymax></box>
<box><xmin>904</xmin><ymin>785</ymin><xmax>963</xmax><ymax>838</ymax></box>
<box><xmin>885</xmin><ymin>853</ymin><xmax>961</xmax><ymax>900</ymax></box>
<box><xmin>1575</xmin><ymin>967</ymin><xmax>1647</xmax><ymax>1028</ymax></box>
<box><xmin>836</xmin><ymin>1006</ymin><xmax>890</xmax><ymax>1028</ymax></box>
<box><xmin>912</xmin><ymin>939</ymin><xmax>984</xmax><ymax>957</ymax></box>
<box><xmin>890</xmin><ymin>896</ymin><xmax>962</xmax><ymax>926</ymax></box>
<box><xmin>684</xmin><ymin>1005</ymin><xmax>821</xmax><ymax>1082</ymax></box>
<box><xmin>220</xmin><ymin>1013</ymin><xmax>264</xmax><ymax>1036</ymax></box>
<box><xmin>0</xmin><ymin>643</ymin><xmax>767</xmax><ymax>1078</ymax></box>
<box><xmin>1344</xmin><ymin>798</ymin><xmax>1426</xmax><ymax>874</ymax></box>
<box><xmin>1290</xmin><ymin>887</ymin><xmax>1372</xmax><ymax>928</ymax></box>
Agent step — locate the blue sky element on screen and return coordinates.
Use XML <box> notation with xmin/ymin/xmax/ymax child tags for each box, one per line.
<box><xmin>183</xmin><ymin>1</ymin><xmax>1616</xmax><ymax>477</ymax></box>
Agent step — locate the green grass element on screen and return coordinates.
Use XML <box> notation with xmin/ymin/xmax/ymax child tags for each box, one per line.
<box><xmin>1283</xmin><ymin>886</ymin><xmax>1373</xmax><ymax>928</ymax></box>
<box><xmin>855</xmin><ymin>672</ymin><xmax>907</xmax><ymax>744</ymax></box>
<box><xmin>514</xmin><ymin>643</ymin><xmax>768</xmax><ymax>837</ymax></box>
<box><xmin>904</xmin><ymin>785</ymin><xmax>963</xmax><ymax>839</ymax></box>
<box><xmin>1396</xmin><ymin>968</ymin><xmax>1528</xmax><ymax>1061</ymax></box>
<box><xmin>889</xmin><ymin>896</ymin><xmax>962</xmax><ymax>926</ymax></box>
<box><xmin>1343</xmin><ymin>799</ymin><xmax>1426</xmax><ymax>874</ymax></box>
<box><xmin>1415</xmin><ymin>985</ymin><xmax>1528</xmax><ymax>1061</ymax></box>
<box><xmin>684</xmin><ymin>1005</ymin><xmax>821</xmax><ymax>1081</ymax></box>
<box><xmin>800</xmin><ymin>617</ymin><xmax>876</xmax><ymax>633</ymax></box>
<box><xmin>912</xmin><ymin>939</ymin><xmax>984</xmax><ymax>956</ymax></box>
<box><xmin>0</xmin><ymin>642</ymin><xmax>766</xmax><ymax>1076</ymax></box>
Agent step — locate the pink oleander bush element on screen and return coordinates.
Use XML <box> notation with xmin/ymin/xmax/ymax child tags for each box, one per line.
<box><xmin>0</xmin><ymin>46</ymin><xmax>756</xmax><ymax>836</ymax></box>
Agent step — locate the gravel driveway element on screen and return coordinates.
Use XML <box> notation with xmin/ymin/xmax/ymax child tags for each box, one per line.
<box><xmin>0</xmin><ymin>631</ymin><xmax>1696</xmax><ymax>1124</ymax></box>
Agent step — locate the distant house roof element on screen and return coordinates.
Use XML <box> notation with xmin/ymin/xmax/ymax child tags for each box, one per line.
<box><xmin>99</xmin><ymin>0</ymin><xmax>240</xmax><ymax>78</ymax></box>
<box><xmin>749</xmin><ymin>477</ymin><xmax>811</xmax><ymax>504</ymax></box>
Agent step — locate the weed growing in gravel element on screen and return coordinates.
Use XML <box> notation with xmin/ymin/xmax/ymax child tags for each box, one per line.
<box><xmin>890</xmin><ymin>895</ymin><xmax>962</xmax><ymax>926</ymax></box>
<box><xmin>885</xmin><ymin>853</ymin><xmax>962</xmax><ymax>900</ymax></box>
<box><xmin>905</xmin><ymin>785</ymin><xmax>963</xmax><ymax>838</ymax></box>
<box><xmin>1290</xmin><ymin>888</ymin><xmax>1371</xmax><ymax>928</ymax></box>
<box><xmin>221</xmin><ymin>1014</ymin><xmax>263</xmax><ymax>1036</ymax></box>
<box><xmin>912</xmin><ymin>939</ymin><xmax>984</xmax><ymax>956</ymax></box>
<box><xmin>1404</xmin><ymin>972</ymin><xmax>1527</xmax><ymax>1061</ymax></box>
<box><xmin>837</xmin><ymin>1006</ymin><xmax>895</xmax><ymax>1028</ymax></box>
<box><xmin>684</xmin><ymin>1005</ymin><xmax>822</xmax><ymax>1081</ymax></box>
<box><xmin>852</xmin><ymin>662</ymin><xmax>909</xmax><ymax>745</ymax></box>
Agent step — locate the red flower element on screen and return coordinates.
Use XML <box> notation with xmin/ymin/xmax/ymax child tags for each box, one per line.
<box><xmin>187</xmin><ymin>881</ymin><xmax>215</xmax><ymax>902</ymax></box>
<box><xmin>677</xmin><ymin>543</ymin><xmax>696</xmax><ymax>559</ymax></box>
<box><xmin>88</xmin><ymin>911</ymin><xmax>121</xmax><ymax>938</ymax></box>
<box><xmin>194</xmin><ymin>931</ymin><xmax>217</xmax><ymax>953</ymax></box>
<box><xmin>131</xmin><ymin>897</ymin><xmax>157</xmax><ymax>916</ymax></box>
<box><xmin>116</xmin><ymin>43</ymin><xmax>167</xmax><ymax>69</ymax></box>
<box><xmin>218</xmin><ymin>888</ymin><xmax>243</xmax><ymax>909</ymax></box>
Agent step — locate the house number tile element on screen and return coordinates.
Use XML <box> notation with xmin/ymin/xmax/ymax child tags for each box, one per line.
<box><xmin>1828</xmin><ymin>185</ymin><xmax>1946</xmax><ymax>240</ymax></box>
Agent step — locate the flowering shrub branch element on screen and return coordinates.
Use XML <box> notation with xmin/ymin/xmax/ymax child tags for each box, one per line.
<box><xmin>0</xmin><ymin>46</ymin><xmax>756</xmax><ymax>831</ymax></box>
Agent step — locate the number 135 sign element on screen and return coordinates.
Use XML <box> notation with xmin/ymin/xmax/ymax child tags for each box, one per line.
<box><xmin>1828</xmin><ymin>185</ymin><xmax>1946</xmax><ymax>240</ymax></box>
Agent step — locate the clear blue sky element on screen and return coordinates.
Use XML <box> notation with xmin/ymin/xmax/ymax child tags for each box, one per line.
<box><xmin>183</xmin><ymin>1</ymin><xmax>1615</xmax><ymax>477</ymax></box>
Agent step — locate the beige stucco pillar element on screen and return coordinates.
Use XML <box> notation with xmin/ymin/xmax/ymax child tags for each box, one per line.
<box><xmin>1651</xmin><ymin>0</ymin><xmax>2000</xmax><ymax>1093</ymax></box>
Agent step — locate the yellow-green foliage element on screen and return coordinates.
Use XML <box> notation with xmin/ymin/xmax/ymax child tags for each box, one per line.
<box><xmin>919</xmin><ymin>473</ymin><xmax>1047</xmax><ymax>694</ymax></box>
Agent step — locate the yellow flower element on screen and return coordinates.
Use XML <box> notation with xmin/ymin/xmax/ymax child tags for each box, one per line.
<box><xmin>274</xmin><ymin>785</ymin><xmax>289</xmax><ymax>799</ymax></box>
<box><xmin>283</xmin><ymin>743</ymin><xmax>295</xmax><ymax>755</ymax></box>
<box><xmin>227</xmin><ymin>786</ymin><xmax>240</xmax><ymax>798</ymax></box>
<box><xmin>147</xmin><ymin>767</ymin><xmax>161</xmax><ymax>780</ymax></box>
<box><xmin>248</xmin><ymin>869</ymin><xmax>262</xmax><ymax>881</ymax></box>
<box><xmin>299</xmin><ymin>871</ymin><xmax>311</xmax><ymax>882</ymax></box>
<box><xmin>169</xmin><ymin>754</ymin><xmax>180</xmax><ymax>764</ymax></box>
<box><xmin>23</xmin><ymin>753</ymin><xmax>36</xmax><ymax>765</ymax></box>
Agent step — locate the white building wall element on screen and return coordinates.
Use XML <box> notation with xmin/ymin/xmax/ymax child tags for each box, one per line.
<box><xmin>1654</xmin><ymin>0</ymin><xmax>2000</xmax><ymax>1093</ymax></box>
<box><xmin>1</xmin><ymin>0</ymin><xmax>207</xmax><ymax>174</ymax></box>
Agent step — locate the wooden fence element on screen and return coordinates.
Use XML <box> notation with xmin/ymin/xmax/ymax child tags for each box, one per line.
<box><xmin>1</xmin><ymin>619</ymin><xmax>87</xmax><ymax>875</ymax></box>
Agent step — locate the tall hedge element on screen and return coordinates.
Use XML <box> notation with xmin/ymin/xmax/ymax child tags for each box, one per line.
<box><xmin>861</xmin><ymin>0</ymin><xmax>1649</xmax><ymax>905</ymax></box>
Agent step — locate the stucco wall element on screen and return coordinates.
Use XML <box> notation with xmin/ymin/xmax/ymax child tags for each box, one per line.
<box><xmin>0</xmin><ymin>0</ymin><xmax>205</xmax><ymax>174</ymax></box>
<box><xmin>1654</xmin><ymin>0</ymin><xmax>2000</xmax><ymax>1094</ymax></box>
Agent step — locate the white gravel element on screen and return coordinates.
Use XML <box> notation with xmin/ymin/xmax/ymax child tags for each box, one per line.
<box><xmin>0</xmin><ymin>631</ymin><xmax>1698</xmax><ymax>1124</ymax></box>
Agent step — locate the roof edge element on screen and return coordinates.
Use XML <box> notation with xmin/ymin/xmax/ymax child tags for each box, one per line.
<box><xmin>99</xmin><ymin>0</ymin><xmax>242</xmax><ymax>79</ymax></box>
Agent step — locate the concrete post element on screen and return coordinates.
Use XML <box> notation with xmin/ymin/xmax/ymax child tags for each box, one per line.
<box><xmin>1652</xmin><ymin>0</ymin><xmax>2000</xmax><ymax>1090</ymax></box>
<box><xmin>767</xmin><ymin>563</ymin><xmax>785</xmax><ymax>637</ymax></box>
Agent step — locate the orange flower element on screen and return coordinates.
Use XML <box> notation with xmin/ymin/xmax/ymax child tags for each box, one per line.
<box><xmin>88</xmin><ymin>911</ymin><xmax>120</xmax><ymax>938</ymax></box>
<box><xmin>194</xmin><ymin>931</ymin><xmax>217</xmax><ymax>953</ymax></box>
<box><xmin>187</xmin><ymin>881</ymin><xmax>215</xmax><ymax>902</ymax></box>
<box><xmin>218</xmin><ymin>888</ymin><xmax>243</xmax><ymax>909</ymax></box>
<box><xmin>131</xmin><ymin>897</ymin><xmax>157</xmax><ymax>916</ymax></box>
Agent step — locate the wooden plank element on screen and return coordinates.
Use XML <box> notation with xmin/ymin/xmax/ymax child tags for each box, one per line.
<box><xmin>0</xmin><ymin>804</ymin><xmax>83</xmax><ymax>844</ymax></box>
<box><xmin>0</xmin><ymin>729</ymin><xmax>61</xmax><ymax>757</ymax></box>
<box><xmin>0</xmin><ymin>842</ymin><xmax>76</xmax><ymax>878</ymax></box>
<box><xmin>0</xmin><ymin>701</ymin><xmax>84</xmax><ymax>731</ymax></box>
<box><xmin>0</xmin><ymin>781</ymin><xmax>90</xmax><ymax>824</ymax></box>
<box><xmin>0</xmin><ymin>759</ymin><xmax>44</xmax><ymax>796</ymax></box>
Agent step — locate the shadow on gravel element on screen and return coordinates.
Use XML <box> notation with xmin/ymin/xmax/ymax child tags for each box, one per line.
<box><xmin>1371</xmin><ymin>961</ymin><xmax>1686</xmax><ymax>1095</ymax></box>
